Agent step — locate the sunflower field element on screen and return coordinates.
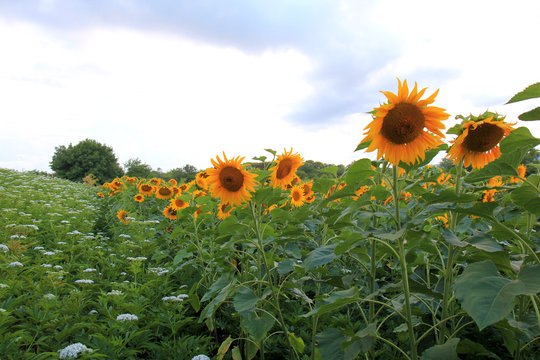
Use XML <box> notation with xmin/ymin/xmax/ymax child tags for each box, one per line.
<box><xmin>1</xmin><ymin>81</ymin><xmax>540</xmax><ymax>360</ymax></box>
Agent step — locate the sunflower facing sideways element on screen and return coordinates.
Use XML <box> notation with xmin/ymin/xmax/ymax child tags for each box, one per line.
<box><xmin>360</xmin><ymin>79</ymin><xmax>449</xmax><ymax>166</ymax></box>
<box><xmin>269</xmin><ymin>148</ymin><xmax>304</xmax><ymax>189</ymax></box>
<box><xmin>206</xmin><ymin>153</ymin><xmax>258</xmax><ymax>206</ymax></box>
<box><xmin>447</xmin><ymin>114</ymin><xmax>515</xmax><ymax>169</ymax></box>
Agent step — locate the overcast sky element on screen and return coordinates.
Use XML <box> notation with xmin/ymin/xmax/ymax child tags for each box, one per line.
<box><xmin>1</xmin><ymin>0</ymin><xmax>539</xmax><ymax>173</ymax></box>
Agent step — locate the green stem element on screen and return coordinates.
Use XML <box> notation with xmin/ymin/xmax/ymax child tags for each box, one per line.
<box><xmin>250</xmin><ymin>202</ymin><xmax>299</xmax><ymax>360</ymax></box>
<box><xmin>393</xmin><ymin>165</ymin><xmax>417</xmax><ymax>360</ymax></box>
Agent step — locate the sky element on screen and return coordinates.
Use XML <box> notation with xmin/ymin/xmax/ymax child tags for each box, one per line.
<box><xmin>1</xmin><ymin>0</ymin><xmax>539</xmax><ymax>173</ymax></box>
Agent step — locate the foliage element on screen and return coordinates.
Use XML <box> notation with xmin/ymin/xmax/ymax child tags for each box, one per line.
<box><xmin>50</xmin><ymin>139</ymin><xmax>123</xmax><ymax>183</ymax></box>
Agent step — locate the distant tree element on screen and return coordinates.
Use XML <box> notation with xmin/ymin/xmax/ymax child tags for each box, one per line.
<box><xmin>164</xmin><ymin>164</ymin><xmax>199</xmax><ymax>183</ymax></box>
<box><xmin>124</xmin><ymin>158</ymin><xmax>153</xmax><ymax>179</ymax></box>
<box><xmin>50</xmin><ymin>139</ymin><xmax>123</xmax><ymax>183</ymax></box>
<box><xmin>297</xmin><ymin>160</ymin><xmax>344</xmax><ymax>180</ymax></box>
<box><xmin>438</xmin><ymin>157</ymin><xmax>454</xmax><ymax>172</ymax></box>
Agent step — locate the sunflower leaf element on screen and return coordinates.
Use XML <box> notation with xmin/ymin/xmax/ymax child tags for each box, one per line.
<box><xmin>518</xmin><ymin>107</ymin><xmax>540</xmax><ymax>121</ymax></box>
<box><xmin>506</xmin><ymin>82</ymin><xmax>540</xmax><ymax>103</ymax></box>
<box><xmin>355</xmin><ymin>140</ymin><xmax>371</xmax><ymax>152</ymax></box>
<box><xmin>500</xmin><ymin>127</ymin><xmax>540</xmax><ymax>153</ymax></box>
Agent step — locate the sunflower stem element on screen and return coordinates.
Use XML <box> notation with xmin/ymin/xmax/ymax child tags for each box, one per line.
<box><xmin>439</xmin><ymin>159</ymin><xmax>463</xmax><ymax>343</ymax></box>
<box><xmin>392</xmin><ymin>165</ymin><xmax>418</xmax><ymax>360</ymax></box>
<box><xmin>249</xmin><ymin>202</ymin><xmax>299</xmax><ymax>360</ymax></box>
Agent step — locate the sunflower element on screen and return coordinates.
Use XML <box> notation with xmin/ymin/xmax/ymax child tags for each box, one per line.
<box><xmin>139</xmin><ymin>183</ymin><xmax>155</xmax><ymax>196</ymax></box>
<box><xmin>168</xmin><ymin>178</ymin><xmax>178</xmax><ymax>186</ymax></box>
<box><xmin>170</xmin><ymin>198</ymin><xmax>189</xmax><ymax>210</ymax></box>
<box><xmin>206</xmin><ymin>153</ymin><xmax>258</xmax><ymax>206</ymax></box>
<box><xmin>510</xmin><ymin>164</ymin><xmax>527</xmax><ymax>183</ymax></box>
<box><xmin>447</xmin><ymin>116</ymin><xmax>516</xmax><ymax>169</ymax></box>
<box><xmin>116</xmin><ymin>210</ymin><xmax>130</xmax><ymax>224</ymax></box>
<box><xmin>482</xmin><ymin>189</ymin><xmax>497</xmax><ymax>202</ymax></box>
<box><xmin>289</xmin><ymin>185</ymin><xmax>306</xmax><ymax>207</ymax></box>
<box><xmin>217</xmin><ymin>203</ymin><xmax>234</xmax><ymax>220</ymax></box>
<box><xmin>437</xmin><ymin>173</ymin><xmax>451</xmax><ymax>185</ymax></box>
<box><xmin>178</xmin><ymin>183</ymin><xmax>191</xmax><ymax>192</ymax></box>
<box><xmin>134</xmin><ymin>194</ymin><xmax>145</xmax><ymax>203</ymax></box>
<box><xmin>487</xmin><ymin>176</ymin><xmax>503</xmax><ymax>188</ymax></box>
<box><xmin>97</xmin><ymin>192</ymin><xmax>105</xmax><ymax>198</ymax></box>
<box><xmin>360</xmin><ymin>79</ymin><xmax>449</xmax><ymax>166</ymax></box>
<box><xmin>196</xmin><ymin>171</ymin><xmax>210</xmax><ymax>190</ymax></box>
<box><xmin>155</xmin><ymin>185</ymin><xmax>174</xmax><ymax>200</ymax></box>
<box><xmin>163</xmin><ymin>206</ymin><xmax>178</xmax><ymax>220</ymax></box>
<box><xmin>149</xmin><ymin>178</ymin><xmax>163</xmax><ymax>186</ymax></box>
<box><xmin>269</xmin><ymin>148</ymin><xmax>304</xmax><ymax>189</ymax></box>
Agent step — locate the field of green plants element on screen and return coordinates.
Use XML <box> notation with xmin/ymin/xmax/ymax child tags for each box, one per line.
<box><xmin>2</xmin><ymin>82</ymin><xmax>540</xmax><ymax>359</ymax></box>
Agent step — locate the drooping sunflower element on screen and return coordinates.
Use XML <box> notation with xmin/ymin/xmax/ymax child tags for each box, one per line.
<box><xmin>139</xmin><ymin>183</ymin><xmax>155</xmax><ymax>196</ymax></box>
<box><xmin>116</xmin><ymin>210</ymin><xmax>130</xmax><ymax>224</ymax></box>
<box><xmin>482</xmin><ymin>189</ymin><xmax>497</xmax><ymax>202</ymax></box>
<box><xmin>97</xmin><ymin>192</ymin><xmax>105</xmax><ymax>198</ymax></box>
<box><xmin>170</xmin><ymin>198</ymin><xmax>189</xmax><ymax>210</ymax></box>
<box><xmin>168</xmin><ymin>178</ymin><xmax>178</xmax><ymax>187</ymax></box>
<box><xmin>487</xmin><ymin>176</ymin><xmax>503</xmax><ymax>188</ymax></box>
<box><xmin>509</xmin><ymin>164</ymin><xmax>527</xmax><ymax>183</ymax></box>
<box><xmin>269</xmin><ymin>148</ymin><xmax>304</xmax><ymax>189</ymax></box>
<box><xmin>289</xmin><ymin>185</ymin><xmax>306</xmax><ymax>207</ymax></box>
<box><xmin>206</xmin><ymin>153</ymin><xmax>258</xmax><ymax>206</ymax></box>
<box><xmin>447</xmin><ymin>116</ymin><xmax>516</xmax><ymax>169</ymax></box>
<box><xmin>155</xmin><ymin>185</ymin><xmax>174</xmax><ymax>200</ymax></box>
<box><xmin>360</xmin><ymin>79</ymin><xmax>449</xmax><ymax>166</ymax></box>
<box><xmin>178</xmin><ymin>183</ymin><xmax>191</xmax><ymax>192</ymax></box>
<box><xmin>163</xmin><ymin>205</ymin><xmax>178</xmax><ymax>220</ymax></box>
<box><xmin>134</xmin><ymin>194</ymin><xmax>145</xmax><ymax>203</ymax></box>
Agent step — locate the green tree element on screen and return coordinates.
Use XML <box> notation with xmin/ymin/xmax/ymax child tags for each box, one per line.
<box><xmin>50</xmin><ymin>139</ymin><xmax>123</xmax><ymax>183</ymax></box>
<box><xmin>124</xmin><ymin>158</ymin><xmax>153</xmax><ymax>179</ymax></box>
<box><xmin>164</xmin><ymin>164</ymin><xmax>199</xmax><ymax>183</ymax></box>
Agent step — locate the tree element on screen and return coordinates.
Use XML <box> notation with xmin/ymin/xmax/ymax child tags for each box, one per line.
<box><xmin>50</xmin><ymin>139</ymin><xmax>123</xmax><ymax>183</ymax></box>
<box><xmin>163</xmin><ymin>164</ymin><xmax>199</xmax><ymax>183</ymax></box>
<box><xmin>124</xmin><ymin>158</ymin><xmax>153</xmax><ymax>179</ymax></box>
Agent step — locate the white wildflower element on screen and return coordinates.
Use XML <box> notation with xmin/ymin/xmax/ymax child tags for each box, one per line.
<box><xmin>58</xmin><ymin>342</ymin><xmax>92</xmax><ymax>359</ymax></box>
<box><xmin>57</xmin><ymin>241</ymin><xmax>67</xmax><ymax>245</ymax></box>
<box><xmin>43</xmin><ymin>251</ymin><xmax>55</xmax><ymax>256</ymax></box>
<box><xmin>43</xmin><ymin>293</ymin><xmax>56</xmax><ymax>299</ymax></box>
<box><xmin>75</xmin><ymin>279</ymin><xmax>94</xmax><ymax>284</ymax></box>
<box><xmin>89</xmin><ymin>310</ymin><xmax>98</xmax><ymax>315</ymax></box>
<box><xmin>0</xmin><ymin>244</ymin><xmax>8</xmax><ymax>253</ymax></box>
<box><xmin>83</xmin><ymin>268</ymin><xmax>97</xmax><ymax>273</ymax></box>
<box><xmin>107</xmin><ymin>290</ymin><xmax>123</xmax><ymax>296</ymax></box>
<box><xmin>8</xmin><ymin>261</ymin><xmax>23</xmax><ymax>267</ymax></box>
<box><xmin>0</xmin><ymin>283</ymin><xmax>8</xmax><ymax>288</ymax></box>
<box><xmin>162</xmin><ymin>294</ymin><xmax>188</xmax><ymax>302</ymax></box>
<box><xmin>54</xmin><ymin>265</ymin><xmax>63</xmax><ymax>269</ymax></box>
<box><xmin>42</xmin><ymin>264</ymin><xmax>52</xmax><ymax>268</ymax></box>
<box><xmin>126</xmin><ymin>256</ymin><xmax>147</xmax><ymax>262</ymax></box>
<box><xmin>116</xmin><ymin>313</ymin><xmax>138</xmax><ymax>321</ymax></box>
<box><xmin>118</xmin><ymin>234</ymin><xmax>131</xmax><ymax>238</ymax></box>
<box><xmin>191</xmin><ymin>355</ymin><xmax>211</xmax><ymax>360</ymax></box>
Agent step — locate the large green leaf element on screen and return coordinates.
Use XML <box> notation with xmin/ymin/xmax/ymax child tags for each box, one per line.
<box><xmin>511</xmin><ymin>183</ymin><xmax>540</xmax><ymax>215</ymax></box>
<box><xmin>500</xmin><ymin>127</ymin><xmax>540</xmax><ymax>153</ymax></box>
<box><xmin>345</xmin><ymin>159</ymin><xmax>375</xmax><ymax>186</ymax></box>
<box><xmin>303</xmin><ymin>287</ymin><xmax>359</xmax><ymax>317</ymax></box>
<box><xmin>304</xmin><ymin>244</ymin><xmax>338</xmax><ymax>271</ymax></box>
<box><xmin>506</xmin><ymin>82</ymin><xmax>540</xmax><ymax>103</ymax></box>
<box><xmin>422</xmin><ymin>190</ymin><xmax>476</xmax><ymax>205</ymax></box>
<box><xmin>233</xmin><ymin>286</ymin><xmax>259</xmax><ymax>315</ymax></box>
<box><xmin>420</xmin><ymin>338</ymin><xmax>460</xmax><ymax>360</ymax></box>
<box><xmin>241</xmin><ymin>312</ymin><xmax>275</xmax><ymax>343</ymax></box>
<box><xmin>454</xmin><ymin>261</ymin><xmax>540</xmax><ymax>330</ymax></box>
<box><xmin>518</xmin><ymin>107</ymin><xmax>540</xmax><ymax>121</ymax></box>
<box><xmin>316</xmin><ymin>328</ymin><xmax>346</xmax><ymax>360</ymax></box>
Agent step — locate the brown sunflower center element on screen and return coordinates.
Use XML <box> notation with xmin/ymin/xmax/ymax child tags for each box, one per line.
<box><xmin>219</xmin><ymin>167</ymin><xmax>244</xmax><ymax>192</ymax></box>
<box><xmin>381</xmin><ymin>103</ymin><xmax>426</xmax><ymax>144</ymax></box>
<box><xmin>276</xmin><ymin>159</ymin><xmax>293</xmax><ymax>179</ymax></box>
<box><xmin>463</xmin><ymin>123</ymin><xmax>505</xmax><ymax>152</ymax></box>
<box><xmin>141</xmin><ymin>184</ymin><xmax>152</xmax><ymax>192</ymax></box>
<box><xmin>292</xmin><ymin>190</ymin><xmax>302</xmax><ymax>201</ymax></box>
<box><xmin>159</xmin><ymin>187</ymin><xmax>172</xmax><ymax>196</ymax></box>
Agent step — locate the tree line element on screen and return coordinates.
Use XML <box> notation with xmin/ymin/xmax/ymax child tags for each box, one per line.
<box><xmin>49</xmin><ymin>139</ymin><xmax>538</xmax><ymax>185</ymax></box>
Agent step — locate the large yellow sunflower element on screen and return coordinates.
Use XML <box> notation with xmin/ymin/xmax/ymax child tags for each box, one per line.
<box><xmin>361</xmin><ymin>79</ymin><xmax>449</xmax><ymax>166</ymax></box>
<box><xmin>447</xmin><ymin>117</ymin><xmax>515</xmax><ymax>169</ymax></box>
<box><xmin>155</xmin><ymin>185</ymin><xmax>174</xmax><ymax>200</ymax></box>
<box><xmin>289</xmin><ymin>185</ymin><xmax>306</xmax><ymax>207</ymax></box>
<box><xmin>269</xmin><ymin>148</ymin><xmax>304</xmax><ymax>189</ymax></box>
<box><xmin>206</xmin><ymin>153</ymin><xmax>258</xmax><ymax>206</ymax></box>
<box><xmin>139</xmin><ymin>183</ymin><xmax>155</xmax><ymax>196</ymax></box>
